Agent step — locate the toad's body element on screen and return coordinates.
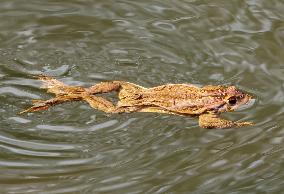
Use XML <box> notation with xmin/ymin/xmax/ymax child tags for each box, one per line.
<box><xmin>116</xmin><ymin>83</ymin><xmax>234</xmax><ymax>115</ymax></box>
<box><xmin>21</xmin><ymin>76</ymin><xmax>253</xmax><ymax>129</ymax></box>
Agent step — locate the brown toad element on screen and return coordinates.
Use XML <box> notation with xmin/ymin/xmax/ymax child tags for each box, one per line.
<box><xmin>20</xmin><ymin>76</ymin><xmax>254</xmax><ymax>129</ymax></box>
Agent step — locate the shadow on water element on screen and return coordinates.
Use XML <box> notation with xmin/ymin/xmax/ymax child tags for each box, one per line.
<box><xmin>1</xmin><ymin>0</ymin><xmax>284</xmax><ymax>193</ymax></box>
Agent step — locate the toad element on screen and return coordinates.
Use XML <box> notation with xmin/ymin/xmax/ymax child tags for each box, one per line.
<box><xmin>20</xmin><ymin>76</ymin><xmax>254</xmax><ymax>129</ymax></box>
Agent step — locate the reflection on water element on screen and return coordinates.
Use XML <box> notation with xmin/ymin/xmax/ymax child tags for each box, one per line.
<box><xmin>1</xmin><ymin>0</ymin><xmax>284</xmax><ymax>193</ymax></box>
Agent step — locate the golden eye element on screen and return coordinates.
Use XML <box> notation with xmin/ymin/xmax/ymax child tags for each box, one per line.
<box><xmin>228</xmin><ymin>97</ymin><xmax>237</xmax><ymax>105</ymax></box>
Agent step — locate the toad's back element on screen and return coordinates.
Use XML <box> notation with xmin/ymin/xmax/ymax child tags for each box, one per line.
<box><xmin>117</xmin><ymin>83</ymin><xmax>226</xmax><ymax>114</ymax></box>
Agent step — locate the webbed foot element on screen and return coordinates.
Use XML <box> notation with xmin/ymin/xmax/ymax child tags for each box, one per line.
<box><xmin>19</xmin><ymin>96</ymin><xmax>82</xmax><ymax>114</ymax></box>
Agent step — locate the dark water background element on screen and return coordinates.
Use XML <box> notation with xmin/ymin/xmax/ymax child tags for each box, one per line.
<box><xmin>1</xmin><ymin>1</ymin><xmax>284</xmax><ymax>193</ymax></box>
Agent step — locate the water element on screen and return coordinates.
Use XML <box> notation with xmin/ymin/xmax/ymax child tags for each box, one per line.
<box><xmin>1</xmin><ymin>0</ymin><xmax>284</xmax><ymax>193</ymax></box>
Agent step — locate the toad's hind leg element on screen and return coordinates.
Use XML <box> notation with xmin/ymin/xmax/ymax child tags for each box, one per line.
<box><xmin>199</xmin><ymin>113</ymin><xmax>253</xmax><ymax>129</ymax></box>
<box><xmin>84</xmin><ymin>95</ymin><xmax>140</xmax><ymax>113</ymax></box>
<box><xmin>87</xmin><ymin>81</ymin><xmax>143</xmax><ymax>95</ymax></box>
<box><xmin>20</xmin><ymin>75</ymin><xmax>86</xmax><ymax>114</ymax></box>
<box><xmin>87</xmin><ymin>82</ymin><xmax>122</xmax><ymax>94</ymax></box>
<box><xmin>38</xmin><ymin>75</ymin><xmax>85</xmax><ymax>95</ymax></box>
<box><xmin>19</xmin><ymin>95</ymin><xmax>81</xmax><ymax>114</ymax></box>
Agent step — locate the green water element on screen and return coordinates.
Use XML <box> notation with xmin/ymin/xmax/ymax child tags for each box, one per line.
<box><xmin>1</xmin><ymin>1</ymin><xmax>284</xmax><ymax>193</ymax></box>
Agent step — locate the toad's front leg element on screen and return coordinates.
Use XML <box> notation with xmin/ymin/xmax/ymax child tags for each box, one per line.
<box><xmin>198</xmin><ymin>113</ymin><xmax>253</xmax><ymax>129</ymax></box>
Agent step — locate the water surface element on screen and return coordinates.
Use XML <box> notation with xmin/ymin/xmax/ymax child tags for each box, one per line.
<box><xmin>1</xmin><ymin>1</ymin><xmax>284</xmax><ymax>193</ymax></box>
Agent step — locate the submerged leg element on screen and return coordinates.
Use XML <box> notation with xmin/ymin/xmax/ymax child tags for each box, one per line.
<box><xmin>138</xmin><ymin>106</ymin><xmax>181</xmax><ymax>115</ymax></box>
<box><xmin>38</xmin><ymin>75</ymin><xmax>86</xmax><ymax>96</ymax></box>
<box><xmin>38</xmin><ymin>75</ymin><xmax>65</xmax><ymax>88</ymax></box>
<box><xmin>198</xmin><ymin>113</ymin><xmax>253</xmax><ymax>129</ymax></box>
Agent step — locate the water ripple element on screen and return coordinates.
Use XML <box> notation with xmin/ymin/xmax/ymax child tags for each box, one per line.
<box><xmin>0</xmin><ymin>0</ymin><xmax>284</xmax><ymax>193</ymax></box>
<box><xmin>0</xmin><ymin>134</ymin><xmax>75</xmax><ymax>151</ymax></box>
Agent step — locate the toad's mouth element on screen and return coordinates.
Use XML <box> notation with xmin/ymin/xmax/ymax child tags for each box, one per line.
<box><xmin>236</xmin><ymin>98</ymin><xmax>255</xmax><ymax>111</ymax></box>
<box><xmin>213</xmin><ymin>103</ymin><xmax>228</xmax><ymax>113</ymax></box>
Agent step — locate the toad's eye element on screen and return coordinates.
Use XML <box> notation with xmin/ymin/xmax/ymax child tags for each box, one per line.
<box><xmin>228</xmin><ymin>97</ymin><xmax>237</xmax><ymax>106</ymax></box>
